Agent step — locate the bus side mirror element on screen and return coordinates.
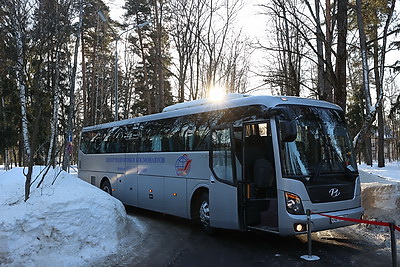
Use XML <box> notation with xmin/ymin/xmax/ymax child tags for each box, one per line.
<box><xmin>280</xmin><ymin>121</ymin><xmax>297</xmax><ymax>142</ymax></box>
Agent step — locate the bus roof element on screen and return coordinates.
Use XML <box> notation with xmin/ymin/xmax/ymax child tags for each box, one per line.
<box><xmin>82</xmin><ymin>94</ymin><xmax>342</xmax><ymax>132</ymax></box>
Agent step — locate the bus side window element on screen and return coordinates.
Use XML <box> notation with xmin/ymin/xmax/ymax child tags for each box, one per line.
<box><xmin>92</xmin><ymin>130</ymin><xmax>106</xmax><ymax>154</ymax></box>
<box><xmin>124</xmin><ymin>125</ymin><xmax>139</xmax><ymax>153</ymax></box>
<box><xmin>141</xmin><ymin>138</ymin><xmax>152</xmax><ymax>152</ymax></box>
<box><xmin>189</xmin><ymin>114</ymin><xmax>211</xmax><ymax>151</ymax></box>
<box><xmin>168</xmin><ymin>117</ymin><xmax>185</xmax><ymax>151</ymax></box>
<box><xmin>211</xmin><ymin>128</ymin><xmax>234</xmax><ymax>184</ymax></box>
<box><xmin>151</xmin><ymin>135</ymin><xmax>162</xmax><ymax>151</ymax></box>
<box><xmin>80</xmin><ymin>132</ymin><xmax>91</xmax><ymax>154</ymax></box>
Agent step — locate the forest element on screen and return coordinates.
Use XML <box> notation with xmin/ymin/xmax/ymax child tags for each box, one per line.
<box><xmin>0</xmin><ymin>0</ymin><xmax>399</xmax><ymax>187</ymax></box>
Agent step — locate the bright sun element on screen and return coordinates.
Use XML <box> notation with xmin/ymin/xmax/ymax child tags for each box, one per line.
<box><xmin>208</xmin><ymin>86</ymin><xmax>226</xmax><ymax>102</ymax></box>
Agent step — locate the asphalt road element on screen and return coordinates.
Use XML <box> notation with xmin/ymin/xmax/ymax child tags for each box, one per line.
<box><xmin>98</xmin><ymin>206</ymin><xmax>394</xmax><ymax>267</ymax></box>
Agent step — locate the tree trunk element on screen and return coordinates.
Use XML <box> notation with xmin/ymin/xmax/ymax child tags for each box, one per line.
<box><xmin>334</xmin><ymin>0</ymin><xmax>348</xmax><ymax>112</ymax></box>
<box><xmin>315</xmin><ymin>0</ymin><xmax>326</xmax><ymax>101</ymax></box>
<box><xmin>153</xmin><ymin>0</ymin><xmax>164</xmax><ymax>113</ymax></box>
<box><xmin>324</xmin><ymin>0</ymin><xmax>333</xmax><ymax>102</ymax></box>
<box><xmin>373</xmin><ymin>22</ymin><xmax>385</xmax><ymax>168</ymax></box>
<box><xmin>12</xmin><ymin>1</ymin><xmax>32</xmax><ymax>200</ymax></box>
<box><xmin>62</xmin><ymin>0</ymin><xmax>83</xmax><ymax>171</ymax></box>
<box><xmin>1</xmin><ymin>93</ymin><xmax>10</xmax><ymax>170</ymax></box>
<box><xmin>353</xmin><ymin>0</ymin><xmax>372</xmax><ymax>152</ymax></box>
<box><xmin>15</xmin><ymin>18</ymin><xmax>30</xmax><ymax>165</ymax></box>
<box><xmin>364</xmin><ymin>139</ymin><xmax>372</xmax><ymax>166</ymax></box>
<box><xmin>81</xmin><ymin>27</ymin><xmax>87</xmax><ymax>125</ymax></box>
<box><xmin>135</xmin><ymin>10</ymin><xmax>151</xmax><ymax>114</ymax></box>
<box><xmin>376</xmin><ymin>0</ymin><xmax>396</xmax><ymax>166</ymax></box>
<box><xmin>47</xmin><ymin>48</ymin><xmax>60</xmax><ymax>166</ymax></box>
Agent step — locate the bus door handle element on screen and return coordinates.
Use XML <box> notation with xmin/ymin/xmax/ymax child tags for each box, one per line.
<box><xmin>210</xmin><ymin>176</ymin><xmax>216</xmax><ymax>184</ymax></box>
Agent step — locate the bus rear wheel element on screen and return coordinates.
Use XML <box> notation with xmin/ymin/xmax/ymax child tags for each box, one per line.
<box><xmin>101</xmin><ymin>179</ymin><xmax>112</xmax><ymax>195</ymax></box>
<box><xmin>199</xmin><ymin>192</ymin><xmax>213</xmax><ymax>234</ymax></box>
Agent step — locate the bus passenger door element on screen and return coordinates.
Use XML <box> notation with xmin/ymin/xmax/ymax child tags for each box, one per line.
<box><xmin>241</xmin><ymin>122</ymin><xmax>278</xmax><ymax>232</ymax></box>
<box><xmin>209</xmin><ymin>127</ymin><xmax>240</xmax><ymax>229</ymax></box>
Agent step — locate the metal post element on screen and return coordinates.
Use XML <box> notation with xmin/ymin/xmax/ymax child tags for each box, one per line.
<box><xmin>301</xmin><ymin>209</ymin><xmax>320</xmax><ymax>261</ymax></box>
<box><xmin>390</xmin><ymin>222</ymin><xmax>397</xmax><ymax>267</ymax></box>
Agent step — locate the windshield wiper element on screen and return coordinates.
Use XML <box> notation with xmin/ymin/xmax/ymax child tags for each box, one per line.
<box><xmin>311</xmin><ymin>159</ymin><xmax>326</xmax><ymax>183</ymax></box>
<box><xmin>325</xmin><ymin>136</ymin><xmax>358</xmax><ymax>179</ymax></box>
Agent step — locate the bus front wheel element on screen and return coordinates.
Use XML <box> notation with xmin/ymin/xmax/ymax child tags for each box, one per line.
<box><xmin>101</xmin><ymin>179</ymin><xmax>112</xmax><ymax>195</ymax></box>
<box><xmin>199</xmin><ymin>192</ymin><xmax>213</xmax><ymax>234</ymax></box>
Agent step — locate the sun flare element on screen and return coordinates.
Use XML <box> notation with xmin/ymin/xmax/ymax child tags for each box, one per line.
<box><xmin>208</xmin><ymin>86</ymin><xmax>226</xmax><ymax>102</ymax></box>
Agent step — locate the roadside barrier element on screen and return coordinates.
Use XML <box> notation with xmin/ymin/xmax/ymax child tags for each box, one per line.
<box><xmin>301</xmin><ymin>209</ymin><xmax>399</xmax><ymax>267</ymax></box>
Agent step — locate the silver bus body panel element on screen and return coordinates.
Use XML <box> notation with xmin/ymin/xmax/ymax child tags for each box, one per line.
<box><xmin>78</xmin><ymin>150</ymin><xmax>124</xmax><ymax>189</ymax></box>
<box><xmin>209</xmin><ymin>174</ymin><xmax>240</xmax><ymax>230</ymax></box>
<box><xmin>79</xmin><ymin>150</ymin><xmax>213</xmax><ymax>220</ymax></box>
<box><xmin>117</xmin><ymin>171</ymin><xmax>138</xmax><ymax>207</ymax></box>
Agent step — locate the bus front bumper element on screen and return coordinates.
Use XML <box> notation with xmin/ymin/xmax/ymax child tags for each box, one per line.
<box><xmin>280</xmin><ymin>206</ymin><xmax>364</xmax><ymax>236</ymax></box>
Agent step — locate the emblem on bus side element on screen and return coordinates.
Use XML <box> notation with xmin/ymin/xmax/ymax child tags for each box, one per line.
<box><xmin>329</xmin><ymin>188</ymin><xmax>341</xmax><ymax>198</ymax></box>
<box><xmin>175</xmin><ymin>154</ymin><xmax>192</xmax><ymax>176</ymax></box>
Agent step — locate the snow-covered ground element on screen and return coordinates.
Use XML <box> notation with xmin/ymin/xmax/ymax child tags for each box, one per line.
<box><xmin>0</xmin><ymin>167</ymin><xmax>131</xmax><ymax>266</ymax></box>
<box><xmin>0</xmin><ymin>162</ymin><xmax>399</xmax><ymax>266</ymax></box>
<box><xmin>358</xmin><ymin>161</ymin><xmax>400</xmax><ymax>183</ymax></box>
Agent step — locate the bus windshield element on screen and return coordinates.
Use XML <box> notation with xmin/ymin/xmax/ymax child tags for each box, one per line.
<box><xmin>279</xmin><ymin>106</ymin><xmax>358</xmax><ymax>180</ymax></box>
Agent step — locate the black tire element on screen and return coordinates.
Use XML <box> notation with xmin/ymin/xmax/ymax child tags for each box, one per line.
<box><xmin>198</xmin><ymin>192</ymin><xmax>214</xmax><ymax>234</ymax></box>
<box><xmin>101</xmin><ymin>179</ymin><xmax>112</xmax><ymax>195</ymax></box>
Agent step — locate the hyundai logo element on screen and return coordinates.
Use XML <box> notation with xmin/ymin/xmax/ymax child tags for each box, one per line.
<box><xmin>329</xmin><ymin>188</ymin><xmax>341</xmax><ymax>198</ymax></box>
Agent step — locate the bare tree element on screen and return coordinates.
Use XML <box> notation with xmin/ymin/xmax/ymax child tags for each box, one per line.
<box><xmin>221</xmin><ymin>32</ymin><xmax>251</xmax><ymax>93</ymax></box>
<box><xmin>169</xmin><ymin>0</ymin><xmax>206</xmax><ymax>102</ymax></box>
<box><xmin>259</xmin><ymin>0</ymin><xmax>306</xmax><ymax>96</ymax></box>
<box><xmin>203</xmin><ymin>0</ymin><xmax>242</xmax><ymax>93</ymax></box>
<box><xmin>168</xmin><ymin>0</ymin><xmax>248</xmax><ymax>100</ymax></box>
<box><xmin>352</xmin><ymin>0</ymin><xmax>396</xmax><ymax>155</ymax></box>
<box><xmin>6</xmin><ymin>0</ymin><xmax>34</xmax><ymax>200</ymax></box>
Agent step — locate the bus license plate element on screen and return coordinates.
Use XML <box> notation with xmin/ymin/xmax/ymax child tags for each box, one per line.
<box><xmin>330</xmin><ymin>215</ymin><xmax>347</xmax><ymax>224</ymax></box>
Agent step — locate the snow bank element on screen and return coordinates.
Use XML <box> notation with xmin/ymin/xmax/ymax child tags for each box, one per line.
<box><xmin>359</xmin><ymin>168</ymin><xmax>400</xmax><ymax>225</ymax></box>
<box><xmin>347</xmin><ymin>169</ymin><xmax>400</xmax><ymax>251</ymax></box>
<box><xmin>358</xmin><ymin>162</ymin><xmax>400</xmax><ymax>227</ymax></box>
<box><xmin>0</xmin><ymin>167</ymin><xmax>129</xmax><ymax>266</ymax></box>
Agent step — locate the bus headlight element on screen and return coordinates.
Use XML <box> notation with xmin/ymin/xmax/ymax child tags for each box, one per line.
<box><xmin>285</xmin><ymin>192</ymin><xmax>305</xmax><ymax>215</ymax></box>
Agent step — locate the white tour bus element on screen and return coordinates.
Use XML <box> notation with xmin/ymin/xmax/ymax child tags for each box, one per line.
<box><xmin>78</xmin><ymin>94</ymin><xmax>363</xmax><ymax>235</ymax></box>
